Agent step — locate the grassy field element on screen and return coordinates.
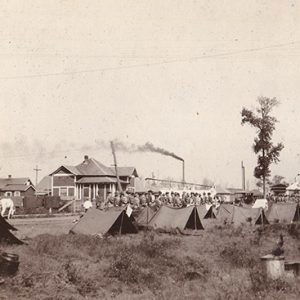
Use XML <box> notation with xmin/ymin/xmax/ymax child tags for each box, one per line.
<box><xmin>1</xmin><ymin>218</ymin><xmax>300</xmax><ymax>299</ymax></box>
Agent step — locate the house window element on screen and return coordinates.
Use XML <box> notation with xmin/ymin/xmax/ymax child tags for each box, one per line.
<box><xmin>68</xmin><ymin>187</ymin><xmax>75</xmax><ymax>197</ymax></box>
<box><xmin>83</xmin><ymin>187</ymin><xmax>90</xmax><ymax>198</ymax></box>
<box><xmin>14</xmin><ymin>191</ymin><xmax>21</xmax><ymax>197</ymax></box>
<box><xmin>5</xmin><ymin>192</ymin><xmax>12</xmax><ymax>197</ymax></box>
<box><xmin>60</xmin><ymin>187</ymin><xmax>68</xmax><ymax>197</ymax></box>
<box><xmin>53</xmin><ymin>188</ymin><xmax>59</xmax><ymax>196</ymax></box>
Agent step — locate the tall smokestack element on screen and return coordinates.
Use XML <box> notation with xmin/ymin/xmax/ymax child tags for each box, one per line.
<box><xmin>182</xmin><ymin>160</ymin><xmax>185</xmax><ymax>183</ymax></box>
<box><xmin>241</xmin><ymin>161</ymin><xmax>246</xmax><ymax>190</ymax></box>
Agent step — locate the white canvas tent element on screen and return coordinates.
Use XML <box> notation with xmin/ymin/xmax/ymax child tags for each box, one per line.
<box><xmin>252</xmin><ymin>199</ymin><xmax>268</xmax><ymax>210</ymax></box>
<box><xmin>286</xmin><ymin>182</ymin><xmax>300</xmax><ymax>195</ymax></box>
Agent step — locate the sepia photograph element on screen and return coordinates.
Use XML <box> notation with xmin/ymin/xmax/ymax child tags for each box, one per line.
<box><xmin>0</xmin><ymin>1</ymin><xmax>300</xmax><ymax>299</ymax></box>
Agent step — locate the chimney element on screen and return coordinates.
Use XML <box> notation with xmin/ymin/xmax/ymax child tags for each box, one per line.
<box><xmin>8</xmin><ymin>175</ymin><xmax>12</xmax><ymax>179</ymax></box>
<box><xmin>83</xmin><ymin>155</ymin><xmax>89</xmax><ymax>164</ymax></box>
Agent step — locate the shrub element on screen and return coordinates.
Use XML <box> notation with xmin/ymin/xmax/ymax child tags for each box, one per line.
<box><xmin>2</xmin><ymin>224</ymin><xmax>300</xmax><ymax>299</ymax></box>
<box><xmin>138</xmin><ymin>233</ymin><xmax>180</xmax><ymax>258</ymax></box>
<box><xmin>105</xmin><ymin>234</ymin><xmax>181</xmax><ymax>292</ymax></box>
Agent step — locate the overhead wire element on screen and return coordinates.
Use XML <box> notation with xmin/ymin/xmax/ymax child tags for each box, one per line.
<box><xmin>0</xmin><ymin>40</ymin><xmax>299</xmax><ymax>80</ymax></box>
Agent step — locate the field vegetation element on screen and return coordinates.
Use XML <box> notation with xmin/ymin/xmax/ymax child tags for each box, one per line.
<box><xmin>1</xmin><ymin>224</ymin><xmax>300</xmax><ymax>299</ymax></box>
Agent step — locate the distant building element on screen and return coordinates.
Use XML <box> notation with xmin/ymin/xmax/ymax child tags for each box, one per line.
<box><xmin>0</xmin><ymin>175</ymin><xmax>35</xmax><ymax>198</ymax></box>
<box><xmin>109</xmin><ymin>167</ymin><xmax>138</xmax><ymax>185</ymax></box>
<box><xmin>36</xmin><ymin>175</ymin><xmax>52</xmax><ymax>196</ymax></box>
<box><xmin>49</xmin><ymin>155</ymin><xmax>138</xmax><ymax>200</ymax></box>
<box><xmin>135</xmin><ymin>177</ymin><xmax>215</xmax><ymax>195</ymax></box>
<box><xmin>270</xmin><ymin>183</ymin><xmax>288</xmax><ymax>196</ymax></box>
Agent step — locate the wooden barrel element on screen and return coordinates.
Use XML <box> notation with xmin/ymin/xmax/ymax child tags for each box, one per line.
<box><xmin>0</xmin><ymin>252</ymin><xmax>19</xmax><ymax>276</ymax></box>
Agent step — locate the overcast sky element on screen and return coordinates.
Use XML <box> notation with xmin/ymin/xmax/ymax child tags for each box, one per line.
<box><xmin>0</xmin><ymin>1</ymin><xmax>300</xmax><ymax>188</ymax></box>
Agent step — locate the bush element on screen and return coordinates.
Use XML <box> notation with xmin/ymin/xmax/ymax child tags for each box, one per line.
<box><xmin>1</xmin><ymin>224</ymin><xmax>300</xmax><ymax>299</ymax></box>
<box><xmin>105</xmin><ymin>234</ymin><xmax>183</xmax><ymax>293</ymax></box>
<box><xmin>63</xmin><ymin>260</ymin><xmax>99</xmax><ymax>296</ymax></box>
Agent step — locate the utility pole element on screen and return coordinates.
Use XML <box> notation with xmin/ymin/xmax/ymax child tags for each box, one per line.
<box><xmin>241</xmin><ymin>161</ymin><xmax>246</xmax><ymax>191</ymax></box>
<box><xmin>110</xmin><ymin>141</ymin><xmax>123</xmax><ymax>192</ymax></box>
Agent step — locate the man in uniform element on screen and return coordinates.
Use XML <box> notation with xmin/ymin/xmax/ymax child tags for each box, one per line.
<box><xmin>106</xmin><ymin>192</ymin><xmax>114</xmax><ymax>208</ymax></box>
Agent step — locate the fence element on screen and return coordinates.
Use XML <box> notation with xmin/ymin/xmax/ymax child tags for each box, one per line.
<box><xmin>23</xmin><ymin>196</ymin><xmax>62</xmax><ymax>210</ymax></box>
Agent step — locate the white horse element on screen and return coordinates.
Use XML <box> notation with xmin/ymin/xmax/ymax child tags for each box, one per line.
<box><xmin>0</xmin><ymin>198</ymin><xmax>15</xmax><ymax>219</ymax></box>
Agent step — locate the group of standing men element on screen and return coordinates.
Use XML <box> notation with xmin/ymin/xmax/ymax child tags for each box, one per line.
<box><xmin>84</xmin><ymin>190</ymin><xmax>221</xmax><ymax>212</ymax></box>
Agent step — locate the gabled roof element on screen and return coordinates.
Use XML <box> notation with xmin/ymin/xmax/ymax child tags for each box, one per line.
<box><xmin>63</xmin><ymin>165</ymin><xmax>82</xmax><ymax>175</ymax></box>
<box><xmin>49</xmin><ymin>165</ymin><xmax>81</xmax><ymax>176</ymax></box>
<box><xmin>0</xmin><ymin>177</ymin><xmax>32</xmax><ymax>189</ymax></box>
<box><xmin>110</xmin><ymin>167</ymin><xmax>138</xmax><ymax>177</ymax></box>
<box><xmin>36</xmin><ymin>176</ymin><xmax>52</xmax><ymax>192</ymax></box>
<box><xmin>271</xmin><ymin>183</ymin><xmax>288</xmax><ymax>188</ymax></box>
<box><xmin>75</xmin><ymin>158</ymin><xmax>115</xmax><ymax>176</ymax></box>
<box><xmin>50</xmin><ymin>157</ymin><xmax>115</xmax><ymax>177</ymax></box>
<box><xmin>2</xmin><ymin>184</ymin><xmax>36</xmax><ymax>192</ymax></box>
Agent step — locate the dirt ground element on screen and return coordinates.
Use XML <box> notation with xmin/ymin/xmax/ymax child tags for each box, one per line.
<box><xmin>10</xmin><ymin>215</ymin><xmax>81</xmax><ymax>239</ymax></box>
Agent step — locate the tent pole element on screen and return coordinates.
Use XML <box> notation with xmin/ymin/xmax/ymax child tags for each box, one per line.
<box><xmin>119</xmin><ymin>211</ymin><xmax>124</xmax><ymax>235</ymax></box>
<box><xmin>194</xmin><ymin>205</ymin><xmax>196</xmax><ymax>230</ymax></box>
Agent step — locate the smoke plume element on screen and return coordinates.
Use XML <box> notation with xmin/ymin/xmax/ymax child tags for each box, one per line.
<box><xmin>136</xmin><ymin>142</ymin><xmax>184</xmax><ymax>161</ymax></box>
<box><xmin>102</xmin><ymin>139</ymin><xmax>184</xmax><ymax>162</ymax></box>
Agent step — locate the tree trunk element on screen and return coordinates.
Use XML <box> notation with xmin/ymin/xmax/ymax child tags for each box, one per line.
<box><xmin>262</xmin><ymin>146</ymin><xmax>266</xmax><ymax>198</ymax></box>
<box><xmin>263</xmin><ymin>175</ymin><xmax>266</xmax><ymax>199</ymax></box>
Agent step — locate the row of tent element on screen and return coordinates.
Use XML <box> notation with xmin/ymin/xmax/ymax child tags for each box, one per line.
<box><xmin>1</xmin><ymin>203</ymin><xmax>299</xmax><ymax>244</ymax></box>
<box><xmin>70</xmin><ymin>203</ymin><xmax>300</xmax><ymax>237</ymax></box>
